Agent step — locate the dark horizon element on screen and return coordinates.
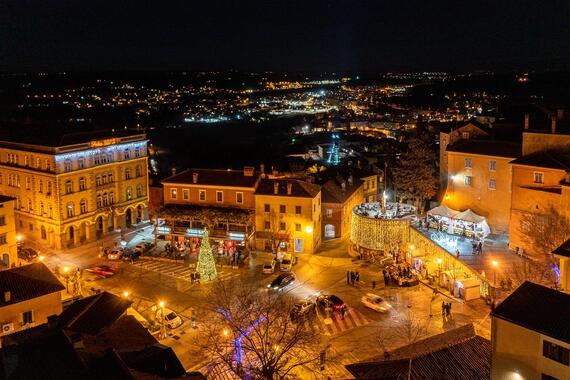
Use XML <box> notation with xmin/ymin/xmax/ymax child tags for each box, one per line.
<box><xmin>1</xmin><ymin>0</ymin><xmax>569</xmax><ymax>73</ymax></box>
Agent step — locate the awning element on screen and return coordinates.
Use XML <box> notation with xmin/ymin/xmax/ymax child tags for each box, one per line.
<box><xmin>454</xmin><ymin>209</ymin><xmax>486</xmax><ymax>224</ymax></box>
<box><xmin>427</xmin><ymin>204</ymin><xmax>460</xmax><ymax>219</ymax></box>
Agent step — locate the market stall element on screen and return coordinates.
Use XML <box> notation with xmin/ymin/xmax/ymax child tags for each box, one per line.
<box><xmin>453</xmin><ymin>209</ymin><xmax>491</xmax><ymax>239</ymax></box>
<box><xmin>426</xmin><ymin>205</ymin><xmax>459</xmax><ymax>233</ymax></box>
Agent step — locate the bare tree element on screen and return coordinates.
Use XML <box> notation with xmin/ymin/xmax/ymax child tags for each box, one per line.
<box><xmin>505</xmin><ymin>258</ymin><xmax>559</xmax><ymax>290</ymax></box>
<box><xmin>198</xmin><ymin>280</ymin><xmax>320</xmax><ymax>379</ymax></box>
<box><xmin>518</xmin><ymin>206</ymin><xmax>570</xmax><ymax>259</ymax></box>
<box><xmin>376</xmin><ymin>308</ymin><xmax>429</xmax><ymax>356</ymax></box>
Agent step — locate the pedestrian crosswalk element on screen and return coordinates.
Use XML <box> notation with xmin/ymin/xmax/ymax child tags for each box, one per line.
<box><xmin>133</xmin><ymin>258</ymin><xmax>241</xmax><ymax>283</ymax></box>
<box><xmin>314</xmin><ymin>307</ymin><xmax>370</xmax><ymax>336</ymax></box>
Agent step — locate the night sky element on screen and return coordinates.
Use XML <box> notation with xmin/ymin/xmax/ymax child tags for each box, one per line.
<box><xmin>1</xmin><ymin>0</ymin><xmax>569</xmax><ymax>72</ymax></box>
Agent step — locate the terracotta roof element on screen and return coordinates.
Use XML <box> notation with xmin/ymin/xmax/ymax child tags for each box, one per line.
<box><xmin>162</xmin><ymin>168</ymin><xmax>260</xmax><ymax>188</ymax></box>
<box><xmin>321</xmin><ymin>178</ymin><xmax>363</xmax><ymax>204</ymax></box>
<box><xmin>346</xmin><ymin>324</ymin><xmax>491</xmax><ymax>380</ymax></box>
<box><xmin>59</xmin><ymin>291</ymin><xmax>132</xmax><ymax>335</ymax></box>
<box><xmin>492</xmin><ymin>281</ymin><xmax>570</xmax><ymax>344</ymax></box>
<box><xmin>255</xmin><ymin>179</ymin><xmax>321</xmax><ymax>198</ymax></box>
<box><xmin>446</xmin><ymin>140</ymin><xmax>521</xmax><ymax>158</ymax></box>
<box><xmin>553</xmin><ymin>238</ymin><xmax>570</xmax><ymax>258</ymax></box>
<box><xmin>437</xmin><ymin>119</ymin><xmax>493</xmax><ymax>134</ymax></box>
<box><xmin>0</xmin><ymin>262</ymin><xmax>64</xmax><ymax>306</ymax></box>
<box><xmin>510</xmin><ymin>150</ymin><xmax>570</xmax><ymax>170</ymax></box>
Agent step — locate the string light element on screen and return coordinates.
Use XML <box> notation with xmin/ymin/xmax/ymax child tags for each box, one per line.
<box><xmin>196</xmin><ymin>228</ymin><xmax>218</xmax><ymax>281</ymax></box>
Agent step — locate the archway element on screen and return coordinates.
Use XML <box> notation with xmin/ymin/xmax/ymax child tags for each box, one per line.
<box><xmin>68</xmin><ymin>226</ymin><xmax>75</xmax><ymax>242</ymax></box>
<box><xmin>79</xmin><ymin>222</ymin><xmax>87</xmax><ymax>242</ymax></box>
<box><xmin>40</xmin><ymin>225</ymin><xmax>47</xmax><ymax>240</ymax></box>
<box><xmin>136</xmin><ymin>205</ymin><xmax>143</xmax><ymax>224</ymax></box>
<box><xmin>125</xmin><ymin>208</ymin><xmax>132</xmax><ymax>228</ymax></box>
<box><xmin>324</xmin><ymin>224</ymin><xmax>336</xmax><ymax>239</ymax></box>
<box><xmin>2</xmin><ymin>253</ymin><xmax>9</xmax><ymax>267</ymax></box>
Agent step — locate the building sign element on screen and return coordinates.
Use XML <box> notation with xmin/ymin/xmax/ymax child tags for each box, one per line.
<box><xmin>89</xmin><ymin>138</ymin><xmax>118</xmax><ymax>148</ymax></box>
<box><xmin>156</xmin><ymin>226</ymin><xmax>171</xmax><ymax>235</ymax></box>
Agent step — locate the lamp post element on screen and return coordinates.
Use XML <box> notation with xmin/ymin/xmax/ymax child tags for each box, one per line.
<box><xmin>155</xmin><ymin>300</ymin><xmax>166</xmax><ymax>339</ymax></box>
<box><xmin>492</xmin><ymin>260</ymin><xmax>498</xmax><ymax>303</ymax></box>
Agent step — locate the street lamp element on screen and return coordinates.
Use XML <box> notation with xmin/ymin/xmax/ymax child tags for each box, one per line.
<box><xmin>492</xmin><ymin>260</ymin><xmax>499</xmax><ymax>303</ymax></box>
<box><xmin>123</xmin><ymin>291</ymin><xmax>130</xmax><ymax>299</ymax></box>
<box><xmin>38</xmin><ymin>255</ymin><xmax>45</xmax><ymax>262</ymax></box>
<box><xmin>305</xmin><ymin>226</ymin><xmax>313</xmax><ymax>234</ymax></box>
<box><xmin>156</xmin><ymin>301</ymin><xmax>166</xmax><ymax>339</ymax></box>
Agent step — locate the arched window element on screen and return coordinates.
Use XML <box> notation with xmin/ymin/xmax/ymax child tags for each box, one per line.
<box><xmin>126</xmin><ymin>187</ymin><xmax>132</xmax><ymax>200</ymax></box>
<box><xmin>80</xmin><ymin>199</ymin><xmax>87</xmax><ymax>214</ymax></box>
<box><xmin>102</xmin><ymin>174</ymin><xmax>107</xmax><ymax>184</ymax></box>
<box><xmin>66</xmin><ymin>202</ymin><xmax>74</xmax><ymax>218</ymax></box>
<box><xmin>40</xmin><ymin>225</ymin><xmax>47</xmax><ymax>240</ymax></box>
<box><xmin>64</xmin><ymin>159</ymin><xmax>72</xmax><ymax>172</ymax></box>
<box><xmin>47</xmin><ymin>181</ymin><xmax>52</xmax><ymax>195</ymax></box>
<box><xmin>136</xmin><ymin>184</ymin><xmax>143</xmax><ymax>198</ymax></box>
<box><xmin>136</xmin><ymin>165</ymin><xmax>141</xmax><ymax>177</ymax></box>
<box><xmin>103</xmin><ymin>193</ymin><xmax>108</xmax><ymax>206</ymax></box>
<box><xmin>125</xmin><ymin>168</ymin><xmax>131</xmax><ymax>180</ymax></box>
<box><xmin>96</xmin><ymin>194</ymin><xmax>102</xmax><ymax>208</ymax></box>
<box><xmin>27</xmin><ymin>199</ymin><xmax>32</xmax><ymax>212</ymax></box>
<box><xmin>95</xmin><ymin>175</ymin><xmax>101</xmax><ymax>186</ymax></box>
<box><xmin>40</xmin><ymin>202</ymin><xmax>44</xmax><ymax>215</ymax></box>
<box><xmin>65</xmin><ymin>180</ymin><xmax>73</xmax><ymax>194</ymax></box>
<box><xmin>79</xmin><ymin>177</ymin><xmax>86</xmax><ymax>191</ymax></box>
<box><xmin>39</xmin><ymin>180</ymin><xmax>43</xmax><ymax>193</ymax></box>
<box><xmin>109</xmin><ymin>192</ymin><xmax>115</xmax><ymax>204</ymax></box>
<box><xmin>124</xmin><ymin>149</ymin><xmax>131</xmax><ymax>160</ymax></box>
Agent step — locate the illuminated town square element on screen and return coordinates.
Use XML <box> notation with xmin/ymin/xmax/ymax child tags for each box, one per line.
<box><xmin>0</xmin><ymin>2</ymin><xmax>569</xmax><ymax>379</ymax></box>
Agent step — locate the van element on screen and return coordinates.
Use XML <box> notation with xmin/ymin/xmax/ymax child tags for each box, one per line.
<box><xmin>280</xmin><ymin>253</ymin><xmax>294</xmax><ymax>271</ymax></box>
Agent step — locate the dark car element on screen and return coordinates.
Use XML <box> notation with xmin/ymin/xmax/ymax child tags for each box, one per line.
<box><xmin>122</xmin><ymin>249</ymin><xmax>140</xmax><ymax>261</ymax></box>
<box><xmin>18</xmin><ymin>248</ymin><xmax>38</xmax><ymax>261</ymax></box>
<box><xmin>267</xmin><ymin>273</ymin><xmax>296</xmax><ymax>291</ymax></box>
<box><xmin>316</xmin><ymin>295</ymin><xmax>346</xmax><ymax>311</ymax></box>
<box><xmin>290</xmin><ymin>300</ymin><xmax>316</xmax><ymax>321</ymax></box>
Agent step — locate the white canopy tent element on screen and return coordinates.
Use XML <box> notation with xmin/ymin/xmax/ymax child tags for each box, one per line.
<box><xmin>453</xmin><ymin>209</ymin><xmax>491</xmax><ymax>237</ymax></box>
<box><xmin>427</xmin><ymin>205</ymin><xmax>460</xmax><ymax>234</ymax></box>
<box><xmin>427</xmin><ymin>204</ymin><xmax>460</xmax><ymax>219</ymax></box>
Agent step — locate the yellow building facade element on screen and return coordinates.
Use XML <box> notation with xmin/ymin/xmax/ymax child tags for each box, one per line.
<box><xmin>443</xmin><ymin>141</ymin><xmax>520</xmax><ymax>234</ymax></box>
<box><xmin>0</xmin><ymin>132</ymin><xmax>149</xmax><ymax>249</ymax></box>
<box><xmin>0</xmin><ymin>196</ymin><xmax>19</xmax><ymax>269</ymax></box>
<box><xmin>254</xmin><ymin>179</ymin><xmax>322</xmax><ymax>255</ymax></box>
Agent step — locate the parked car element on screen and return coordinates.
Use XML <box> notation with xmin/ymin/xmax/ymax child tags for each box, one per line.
<box><xmin>161</xmin><ymin>309</ymin><xmax>183</xmax><ymax>329</ymax></box>
<box><xmin>262</xmin><ymin>260</ymin><xmax>276</xmax><ymax>274</ymax></box>
<box><xmin>107</xmin><ymin>249</ymin><xmax>123</xmax><ymax>260</ymax></box>
<box><xmin>280</xmin><ymin>253</ymin><xmax>294</xmax><ymax>271</ymax></box>
<box><xmin>316</xmin><ymin>294</ymin><xmax>346</xmax><ymax>311</ymax></box>
<box><xmin>361</xmin><ymin>293</ymin><xmax>392</xmax><ymax>313</ymax></box>
<box><xmin>290</xmin><ymin>300</ymin><xmax>316</xmax><ymax>321</ymax></box>
<box><xmin>85</xmin><ymin>265</ymin><xmax>116</xmax><ymax>278</ymax></box>
<box><xmin>122</xmin><ymin>250</ymin><xmax>140</xmax><ymax>262</ymax></box>
<box><xmin>267</xmin><ymin>273</ymin><xmax>296</xmax><ymax>291</ymax></box>
<box><xmin>18</xmin><ymin>248</ymin><xmax>38</xmax><ymax>261</ymax></box>
<box><xmin>135</xmin><ymin>243</ymin><xmax>153</xmax><ymax>254</ymax></box>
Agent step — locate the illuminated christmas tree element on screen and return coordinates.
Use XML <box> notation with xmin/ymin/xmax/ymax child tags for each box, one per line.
<box><xmin>196</xmin><ymin>228</ymin><xmax>218</xmax><ymax>281</ymax></box>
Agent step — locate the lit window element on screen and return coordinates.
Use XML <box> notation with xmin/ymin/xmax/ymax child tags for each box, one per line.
<box><xmin>126</xmin><ymin>187</ymin><xmax>132</xmax><ymax>200</ymax></box>
<box><xmin>325</xmin><ymin>208</ymin><xmax>333</xmax><ymax>218</ymax></box>
<box><xmin>199</xmin><ymin>190</ymin><xmax>206</xmax><ymax>201</ymax></box>
<box><xmin>464</xmin><ymin>158</ymin><xmax>472</xmax><ymax>168</ymax></box>
<box><xmin>236</xmin><ymin>192</ymin><xmax>243</xmax><ymax>204</ymax></box>
<box><xmin>534</xmin><ymin>171</ymin><xmax>544</xmax><ymax>184</ymax></box>
<box><xmin>136</xmin><ymin>184</ymin><xmax>143</xmax><ymax>197</ymax></box>
<box><xmin>65</xmin><ymin>180</ymin><xmax>73</xmax><ymax>194</ymax></box>
<box><xmin>464</xmin><ymin>175</ymin><xmax>472</xmax><ymax>186</ymax></box>
<box><xmin>67</xmin><ymin>203</ymin><xmax>74</xmax><ymax>218</ymax></box>
<box><xmin>80</xmin><ymin>200</ymin><xmax>87</xmax><ymax>214</ymax></box>
<box><xmin>216</xmin><ymin>191</ymin><xmax>223</xmax><ymax>203</ymax></box>
<box><xmin>170</xmin><ymin>188</ymin><xmax>177</xmax><ymax>199</ymax></box>
<box><xmin>488</xmin><ymin>178</ymin><xmax>496</xmax><ymax>190</ymax></box>
<box><xmin>488</xmin><ymin>160</ymin><xmax>496</xmax><ymax>171</ymax></box>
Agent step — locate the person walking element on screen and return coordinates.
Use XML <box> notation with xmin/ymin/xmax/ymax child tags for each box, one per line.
<box><xmin>441</xmin><ymin>301</ymin><xmax>446</xmax><ymax>320</ymax></box>
<box><xmin>477</xmin><ymin>241</ymin><xmax>483</xmax><ymax>255</ymax></box>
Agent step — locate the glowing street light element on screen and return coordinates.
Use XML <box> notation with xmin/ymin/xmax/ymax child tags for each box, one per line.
<box><xmin>38</xmin><ymin>255</ymin><xmax>45</xmax><ymax>262</ymax></box>
<box><xmin>305</xmin><ymin>226</ymin><xmax>313</xmax><ymax>234</ymax></box>
<box><xmin>491</xmin><ymin>260</ymin><xmax>499</xmax><ymax>304</ymax></box>
<box><xmin>123</xmin><ymin>291</ymin><xmax>130</xmax><ymax>298</ymax></box>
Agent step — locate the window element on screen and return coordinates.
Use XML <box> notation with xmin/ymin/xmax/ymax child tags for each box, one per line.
<box><xmin>295</xmin><ymin>223</ymin><xmax>301</xmax><ymax>232</ymax></box>
<box><xmin>0</xmin><ymin>234</ymin><xmax>6</xmax><ymax>245</ymax></box>
<box><xmin>65</xmin><ymin>180</ymin><xmax>73</xmax><ymax>194</ymax></box>
<box><xmin>264</xmin><ymin>221</ymin><xmax>271</xmax><ymax>230</ymax></box>
<box><xmin>236</xmin><ymin>192</ymin><xmax>243</xmax><ymax>204</ymax></box>
<box><xmin>126</xmin><ymin>187</ymin><xmax>132</xmax><ymax>200</ymax></box>
<box><xmin>24</xmin><ymin>155</ymin><xmax>29</xmax><ymax>166</ymax></box>
<box><xmin>464</xmin><ymin>175</ymin><xmax>472</xmax><ymax>186</ymax></box>
<box><xmin>489</xmin><ymin>160</ymin><xmax>496</xmax><ymax>171</ymax></box>
<box><xmin>170</xmin><ymin>188</ymin><xmax>178</xmax><ymax>199</ymax></box>
<box><xmin>264</xmin><ymin>204</ymin><xmax>270</xmax><ymax>213</ymax></box>
<box><xmin>199</xmin><ymin>190</ymin><xmax>206</xmax><ymax>201</ymax></box>
<box><xmin>48</xmin><ymin>205</ymin><xmax>52</xmax><ymax>218</ymax></box>
<box><xmin>183</xmin><ymin>189</ymin><xmax>190</xmax><ymax>200</ymax></box>
<box><xmin>489</xmin><ymin>178</ymin><xmax>496</xmax><ymax>190</ymax></box>
<box><xmin>108</xmin><ymin>173</ymin><xmax>114</xmax><ymax>182</ymax></box>
<box><xmin>109</xmin><ymin>192</ymin><xmax>115</xmax><ymax>204</ymax></box>
<box><xmin>124</xmin><ymin>149</ymin><xmax>131</xmax><ymax>159</ymax></box>
<box><xmin>125</xmin><ymin>168</ymin><xmax>131</xmax><ymax>180</ymax></box>
<box><xmin>97</xmin><ymin>195</ymin><xmax>102</xmax><ymax>208</ymax></box>
<box><xmin>279</xmin><ymin>222</ymin><xmax>286</xmax><ymax>230</ymax></box>
<box><xmin>80</xmin><ymin>199</ymin><xmax>87</xmax><ymax>214</ymax></box>
<box><xmin>64</xmin><ymin>159</ymin><xmax>72</xmax><ymax>172</ymax></box>
<box><xmin>36</xmin><ymin>157</ymin><xmax>40</xmax><ymax>168</ymax></box>
<box><xmin>136</xmin><ymin>165</ymin><xmax>141</xmax><ymax>177</ymax></box>
<box><xmin>136</xmin><ymin>184</ymin><xmax>143</xmax><ymax>197</ymax></box>
<box><xmin>462</xmin><ymin>132</ymin><xmax>470</xmax><ymax>139</ymax></box>
<box><xmin>102</xmin><ymin>174</ymin><xmax>107</xmax><ymax>184</ymax></box>
<box><xmin>295</xmin><ymin>205</ymin><xmax>301</xmax><ymax>214</ymax></box>
<box><xmin>66</xmin><ymin>203</ymin><xmax>74</xmax><ymax>218</ymax></box>
<box><xmin>47</xmin><ymin>181</ymin><xmax>52</xmax><ymax>195</ymax></box>
<box><xmin>27</xmin><ymin>199</ymin><xmax>32</xmax><ymax>212</ymax></box>
<box><xmin>135</xmin><ymin>147</ymin><xmax>141</xmax><ymax>158</ymax></box>
<box><xmin>41</xmin><ymin>226</ymin><xmax>46</xmax><ymax>240</ymax></box>
<box><xmin>279</xmin><ymin>205</ymin><xmax>286</xmax><ymax>213</ymax></box>
<box><xmin>78</xmin><ymin>158</ymin><xmax>85</xmax><ymax>169</ymax></box>
<box><xmin>79</xmin><ymin>177</ymin><xmax>86</xmax><ymax>191</ymax></box>
<box><xmin>39</xmin><ymin>180</ymin><xmax>43</xmax><ymax>193</ymax></box>
<box><xmin>325</xmin><ymin>208</ymin><xmax>333</xmax><ymax>218</ymax></box>
<box><xmin>216</xmin><ymin>191</ymin><xmax>223</xmax><ymax>203</ymax></box>
<box><xmin>464</xmin><ymin>158</ymin><xmax>472</xmax><ymax>168</ymax></box>
<box><xmin>95</xmin><ymin>175</ymin><xmax>101</xmax><ymax>186</ymax></box>
<box><xmin>25</xmin><ymin>177</ymin><xmax>30</xmax><ymax>190</ymax></box>
<box><xmin>534</xmin><ymin>171</ymin><xmax>544</xmax><ymax>184</ymax></box>
<box><xmin>0</xmin><ymin>216</ymin><xmax>5</xmax><ymax>226</ymax></box>
<box><xmin>22</xmin><ymin>311</ymin><xmax>33</xmax><ymax>325</ymax></box>
<box><xmin>543</xmin><ymin>340</ymin><xmax>569</xmax><ymax>365</ymax></box>
<box><xmin>39</xmin><ymin>202</ymin><xmax>44</xmax><ymax>215</ymax></box>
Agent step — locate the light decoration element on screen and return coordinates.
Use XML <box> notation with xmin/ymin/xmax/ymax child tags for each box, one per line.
<box><xmin>430</xmin><ymin>231</ymin><xmax>459</xmax><ymax>250</ymax></box>
<box><xmin>196</xmin><ymin>228</ymin><xmax>218</xmax><ymax>281</ymax></box>
<box><xmin>55</xmin><ymin>141</ymin><xmax>147</xmax><ymax>162</ymax></box>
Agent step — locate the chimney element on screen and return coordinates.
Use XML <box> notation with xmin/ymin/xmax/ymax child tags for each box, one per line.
<box><xmin>287</xmin><ymin>182</ymin><xmax>292</xmax><ymax>195</ymax></box>
<box><xmin>557</xmin><ymin>109</ymin><xmax>564</xmax><ymax>121</ymax></box>
<box><xmin>3</xmin><ymin>291</ymin><xmax>10</xmax><ymax>303</ymax></box>
<box><xmin>260</xmin><ymin>164</ymin><xmax>265</xmax><ymax>174</ymax></box>
<box><xmin>192</xmin><ymin>172</ymin><xmax>198</xmax><ymax>184</ymax></box>
<box><xmin>551</xmin><ymin>115</ymin><xmax>557</xmax><ymax>134</ymax></box>
<box><xmin>171</xmin><ymin>167</ymin><xmax>177</xmax><ymax>176</ymax></box>
<box><xmin>341</xmin><ymin>181</ymin><xmax>346</xmax><ymax>192</ymax></box>
<box><xmin>243</xmin><ymin>166</ymin><xmax>254</xmax><ymax>177</ymax></box>
<box><xmin>524</xmin><ymin>113</ymin><xmax>530</xmax><ymax>130</ymax></box>
<box><xmin>273</xmin><ymin>182</ymin><xmax>279</xmax><ymax>195</ymax></box>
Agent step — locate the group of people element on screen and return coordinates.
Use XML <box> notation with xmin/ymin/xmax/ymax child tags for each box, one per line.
<box><xmin>346</xmin><ymin>271</ymin><xmax>361</xmax><ymax>285</ymax></box>
<box><xmin>471</xmin><ymin>240</ymin><xmax>483</xmax><ymax>255</ymax></box>
<box><xmin>441</xmin><ymin>301</ymin><xmax>453</xmax><ymax>321</ymax></box>
<box><xmin>189</xmin><ymin>272</ymin><xmax>201</xmax><ymax>284</ymax></box>
<box><xmin>382</xmin><ymin>264</ymin><xmax>417</xmax><ymax>287</ymax></box>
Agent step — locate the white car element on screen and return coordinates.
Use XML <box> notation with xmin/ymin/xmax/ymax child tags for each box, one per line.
<box><xmin>262</xmin><ymin>261</ymin><xmax>276</xmax><ymax>274</ymax></box>
<box><xmin>361</xmin><ymin>294</ymin><xmax>392</xmax><ymax>313</ymax></box>
<box><xmin>107</xmin><ymin>249</ymin><xmax>122</xmax><ymax>260</ymax></box>
<box><xmin>280</xmin><ymin>254</ymin><xmax>294</xmax><ymax>272</ymax></box>
<box><xmin>160</xmin><ymin>308</ymin><xmax>183</xmax><ymax>329</ymax></box>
